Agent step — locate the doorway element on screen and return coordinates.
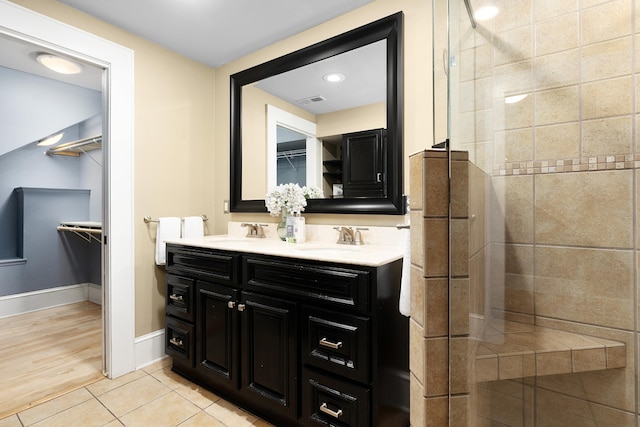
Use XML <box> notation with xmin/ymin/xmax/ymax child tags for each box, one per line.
<box><xmin>0</xmin><ymin>2</ymin><xmax>135</xmax><ymax>379</ymax></box>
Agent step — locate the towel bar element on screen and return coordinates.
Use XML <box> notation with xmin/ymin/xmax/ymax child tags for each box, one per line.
<box><xmin>144</xmin><ymin>214</ymin><xmax>208</xmax><ymax>224</ymax></box>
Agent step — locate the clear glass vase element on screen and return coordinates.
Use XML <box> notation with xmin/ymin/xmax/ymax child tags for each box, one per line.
<box><xmin>276</xmin><ymin>209</ymin><xmax>288</xmax><ymax>241</ymax></box>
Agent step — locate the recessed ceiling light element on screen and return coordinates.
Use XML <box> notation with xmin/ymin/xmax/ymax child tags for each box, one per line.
<box><xmin>37</xmin><ymin>132</ymin><xmax>64</xmax><ymax>146</ymax></box>
<box><xmin>474</xmin><ymin>5</ymin><xmax>499</xmax><ymax>21</ymax></box>
<box><xmin>36</xmin><ymin>53</ymin><xmax>83</xmax><ymax>75</ymax></box>
<box><xmin>323</xmin><ymin>73</ymin><xmax>345</xmax><ymax>83</ymax></box>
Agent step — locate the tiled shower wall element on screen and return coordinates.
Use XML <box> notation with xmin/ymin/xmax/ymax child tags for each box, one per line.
<box><xmin>408</xmin><ymin>149</ymin><xmax>472</xmax><ymax>426</ymax></box>
<box><xmin>450</xmin><ymin>0</ymin><xmax>640</xmax><ymax>425</ymax></box>
<box><xmin>409</xmin><ymin>150</ymin><xmax>451</xmax><ymax>426</ymax></box>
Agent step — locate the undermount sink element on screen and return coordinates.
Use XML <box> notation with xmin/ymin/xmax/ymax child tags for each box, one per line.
<box><xmin>202</xmin><ymin>236</ymin><xmax>253</xmax><ymax>243</ymax></box>
<box><xmin>294</xmin><ymin>245</ymin><xmax>361</xmax><ymax>253</ymax></box>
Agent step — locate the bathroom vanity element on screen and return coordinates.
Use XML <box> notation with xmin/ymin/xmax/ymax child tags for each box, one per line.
<box><xmin>164</xmin><ymin>237</ymin><xmax>409</xmax><ymax>427</ymax></box>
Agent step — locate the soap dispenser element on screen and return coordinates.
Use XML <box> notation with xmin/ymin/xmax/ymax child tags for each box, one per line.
<box><xmin>293</xmin><ymin>213</ymin><xmax>306</xmax><ymax>243</ymax></box>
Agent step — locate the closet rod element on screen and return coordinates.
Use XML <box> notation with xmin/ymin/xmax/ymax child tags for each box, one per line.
<box><xmin>276</xmin><ymin>148</ymin><xmax>306</xmax><ymax>159</ymax></box>
<box><xmin>46</xmin><ymin>135</ymin><xmax>102</xmax><ymax>155</ymax></box>
<box><xmin>57</xmin><ymin>225</ymin><xmax>102</xmax><ymax>243</ymax></box>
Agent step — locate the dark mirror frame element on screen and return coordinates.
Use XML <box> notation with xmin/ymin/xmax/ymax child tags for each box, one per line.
<box><xmin>230</xmin><ymin>12</ymin><xmax>405</xmax><ymax>215</ymax></box>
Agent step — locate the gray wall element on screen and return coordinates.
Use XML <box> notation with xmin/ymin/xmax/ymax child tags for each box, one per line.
<box><xmin>10</xmin><ymin>187</ymin><xmax>93</xmax><ymax>297</ymax></box>
<box><xmin>0</xmin><ymin>66</ymin><xmax>101</xmax><ymax>156</ymax></box>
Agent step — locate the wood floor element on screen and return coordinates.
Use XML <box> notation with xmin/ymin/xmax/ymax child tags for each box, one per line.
<box><xmin>0</xmin><ymin>301</ymin><xmax>104</xmax><ymax>418</ymax></box>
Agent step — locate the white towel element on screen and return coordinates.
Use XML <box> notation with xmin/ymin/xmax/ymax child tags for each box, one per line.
<box><xmin>181</xmin><ymin>216</ymin><xmax>204</xmax><ymax>238</ymax></box>
<box><xmin>155</xmin><ymin>217</ymin><xmax>181</xmax><ymax>266</ymax></box>
<box><xmin>399</xmin><ymin>227</ymin><xmax>411</xmax><ymax>317</ymax></box>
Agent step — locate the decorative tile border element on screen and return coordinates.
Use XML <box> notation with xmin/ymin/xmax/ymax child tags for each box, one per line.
<box><xmin>493</xmin><ymin>154</ymin><xmax>640</xmax><ymax>176</ymax></box>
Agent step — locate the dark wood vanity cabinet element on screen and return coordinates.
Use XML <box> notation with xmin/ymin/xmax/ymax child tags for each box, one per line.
<box><xmin>165</xmin><ymin>243</ymin><xmax>408</xmax><ymax>427</ymax></box>
<box><xmin>342</xmin><ymin>128</ymin><xmax>386</xmax><ymax>198</ymax></box>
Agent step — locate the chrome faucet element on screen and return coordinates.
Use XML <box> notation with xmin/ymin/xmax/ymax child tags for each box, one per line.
<box><xmin>241</xmin><ymin>223</ymin><xmax>268</xmax><ymax>238</ymax></box>
<box><xmin>334</xmin><ymin>226</ymin><xmax>368</xmax><ymax>245</ymax></box>
<box><xmin>354</xmin><ymin>227</ymin><xmax>368</xmax><ymax>245</ymax></box>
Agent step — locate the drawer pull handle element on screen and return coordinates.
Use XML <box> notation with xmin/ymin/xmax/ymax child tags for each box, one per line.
<box><xmin>169</xmin><ymin>294</ymin><xmax>183</xmax><ymax>302</ymax></box>
<box><xmin>238</xmin><ymin>303</ymin><xmax>246</xmax><ymax>312</ymax></box>
<box><xmin>169</xmin><ymin>337</ymin><xmax>184</xmax><ymax>348</ymax></box>
<box><xmin>320</xmin><ymin>402</ymin><xmax>343</xmax><ymax>419</ymax></box>
<box><xmin>320</xmin><ymin>338</ymin><xmax>343</xmax><ymax>350</ymax></box>
<box><xmin>227</xmin><ymin>301</ymin><xmax>236</xmax><ymax>309</ymax></box>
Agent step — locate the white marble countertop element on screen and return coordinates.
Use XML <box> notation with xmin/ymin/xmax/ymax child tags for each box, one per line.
<box><xmin>165</xmin><ymin>235</ymin><xmax>404</xmax><ymax>267</ymax></box>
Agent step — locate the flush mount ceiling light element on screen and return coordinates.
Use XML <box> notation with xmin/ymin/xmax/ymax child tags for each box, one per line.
<box><xmin>37</xmin><ymin>132</ymin><xmax>64</xmax><ymax>146</ymax></box>
<box><xmin>36</xmin><ymin>53</ymin><xmax>83</xmax><ymax>75</ymax></box>
<box><xmin>322</xmin><ymin>72</ymin><xmax>345</xmax><ymax>83</ymax></box>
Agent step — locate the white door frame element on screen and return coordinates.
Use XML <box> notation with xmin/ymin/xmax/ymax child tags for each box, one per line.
<box><xmin>0</xmin><ymin>1</ymin><xmax>135</xmax><ymax>378</ymax></box>
<box><xmin>266</xmin><ymin>104</ymin><xmax>321</xmax><ymax>190</ymax></box>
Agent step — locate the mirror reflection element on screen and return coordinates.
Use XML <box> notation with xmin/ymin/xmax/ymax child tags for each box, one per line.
<box><xmin>231</xmin><ymin>12</ymin><xmax>405</xmax><ymax>214</ymax></box>
<box><xmin>242</xmin><ymin>40</ymin><xmax>386</xmax><ymax>200</ymax></box>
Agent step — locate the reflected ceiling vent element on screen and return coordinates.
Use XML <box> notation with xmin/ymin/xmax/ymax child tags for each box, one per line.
<box><xmin>296</xmin><ymin>95</ymin><xmax>326</xmax><ymax>105</ymax></box>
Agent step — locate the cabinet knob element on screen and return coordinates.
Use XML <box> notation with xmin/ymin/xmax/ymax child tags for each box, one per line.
<box><xmin>320</xmin><ymin>402</ymin><xmax>343</xmax><ymax>419</ymax></box>
<box><xmin>227</xmin><ymin>301</ymin><xmax>236</xmax><ymax>309</ymax></box>
<box><xmin>237</xmin><ymin>303</ymin><xmax>246</xmax><ymax>312</ymax></box>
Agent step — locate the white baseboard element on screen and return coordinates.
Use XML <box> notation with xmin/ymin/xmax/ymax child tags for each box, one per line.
<box><xmin>134</xmin><ymin>329</ymin><xmax>168</xmax><ymax>370</ymax></box>
<box><xmin>88</xmin><ymin>283</ymin><xmax>102</xmax><ymax>305</ymax></box>
<box><xmin>0</xmin><ymin>283</ymin><xmax>99</xmax><ymax>318</ymax></box>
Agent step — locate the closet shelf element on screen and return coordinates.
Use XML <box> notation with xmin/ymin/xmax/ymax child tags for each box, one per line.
<box><xmin>474</xmin><ymin>319</ymin><xmax>626</xmax><ymax>382</ymax></box>
<box><xmin>57</xmin><ymin>221</ymin><xmax>102</xmax><ymax>243</ymax></box>
<box><xmin>46</xmin><ymin>135</ymin><xmax>102</xmax><ymax>157</ymax></box>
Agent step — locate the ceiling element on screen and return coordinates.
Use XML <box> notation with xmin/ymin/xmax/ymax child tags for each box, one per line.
<box><xmin>256</xmin><ymin>40</ymin><xmax>385</xmax><ymax>115</ymax></box>
<box><xmin>0</xmin><ymin>0</ymin><xmax>376</xmax><ymax>100</ymax></box>
<box><xmin>0</xmin><ymin>34</ymin><xmax>103</xmax><ymax>90</ymax></box>
<box><xmin>57</xmin><ymin>0</ymin><xmax>374</xmax><ymax>69</ymax></box>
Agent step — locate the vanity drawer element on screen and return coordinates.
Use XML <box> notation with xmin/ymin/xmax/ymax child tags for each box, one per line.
<box><xmin>165</xmin><ymin>316</ymin><xmax>194</xmax><ymax>367</ymax></box>
<box><xmin>167</xmin><ymin>244</ymin><xmax>239</xmax><ymax>285</ymax></box>
<box><xmin>244</xmin><ymin>257</ymin><xmax>370</xmax><ymax>312</ymax></box>
<box><xmin>302</xmin><ymin>368</ymin><xmax>370</xmax><ymax>427</ymax></box>
<box><xmin>166</xmin><ymin>274</ymin><xmax>194</xmax><ymax>322</ymax></box>
<box><xmin>302</xmin><ymin>307</ymin><xmax>370</xmax><ymax>383</ymax></box>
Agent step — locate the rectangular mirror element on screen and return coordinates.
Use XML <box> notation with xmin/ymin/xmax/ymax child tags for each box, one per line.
<box><xmin>231</xmin><ymin>12</ymin><xmax>405</xmax><ymax>214</ymax></box>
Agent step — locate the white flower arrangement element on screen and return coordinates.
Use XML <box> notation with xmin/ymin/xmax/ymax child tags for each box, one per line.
<box><xmin>265</xmin><ymin>183</ymin><xmax>323</xmax><ymax>216</ymax></box>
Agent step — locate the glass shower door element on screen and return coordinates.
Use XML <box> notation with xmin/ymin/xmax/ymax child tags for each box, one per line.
<box><xmin>447</xmin><ymin>0</ymin><xmax>637</xmax><ymax>426</ymax></box>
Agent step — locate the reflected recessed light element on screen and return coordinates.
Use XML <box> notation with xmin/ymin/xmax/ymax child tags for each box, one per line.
<box><xmin>474</xmin><ymin>5</ymin><xmax>499</xmax><ymax>21</ymax></box>
<box><xmin>37</xmin><ymin>132</ymin><xmax>64</xmax><ymax>146</ymax></box>
<box><xmin>36</xmin><ymin>53</ymin><xmax>83</xmax><ymax>75</ymax></box>
<box><xmin>323</xmin><ymin>73</ymin><xmax>345</xmax><ymax>83</ymax></box>
<box><xmin>505</xmin><ymin>94</ymin><xmax>528</xmax><ymax>104</ymax></box>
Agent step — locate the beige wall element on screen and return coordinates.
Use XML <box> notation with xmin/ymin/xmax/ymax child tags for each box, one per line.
<box><xmin>12</xmin><ymin>0</ymin><xmax>217</xmax><ymax>336</ymax></box>
<box><xmin>316</xmin><ymin>101</ymin><xmax>385</xmax><ymax>137</ymax></box>
<box><xmin>215</xmin><ymin>0</ymin><xmax>432</xmax><ymax>231</ymax></box>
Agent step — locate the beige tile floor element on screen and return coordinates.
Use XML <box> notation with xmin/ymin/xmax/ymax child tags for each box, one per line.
<box><xmin>0</xmin><ymin>358</ymin><xmax>273</xmax><ymax>427</ymax></box>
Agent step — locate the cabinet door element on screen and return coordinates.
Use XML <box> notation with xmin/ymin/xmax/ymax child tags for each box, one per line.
<box><xmin>239</xmin><ymin>291</ymin><xmax>297</xmax><ymax>419</ymax></box>
<box><xmin>195</xmin><ymin>281</ymin><xmax>239</xmax><ymax>392</ymax></box>
<box><xmin>342</xmin><ymin>129</ymin><xmax>385</xmax><ymax>198</ymax></box>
